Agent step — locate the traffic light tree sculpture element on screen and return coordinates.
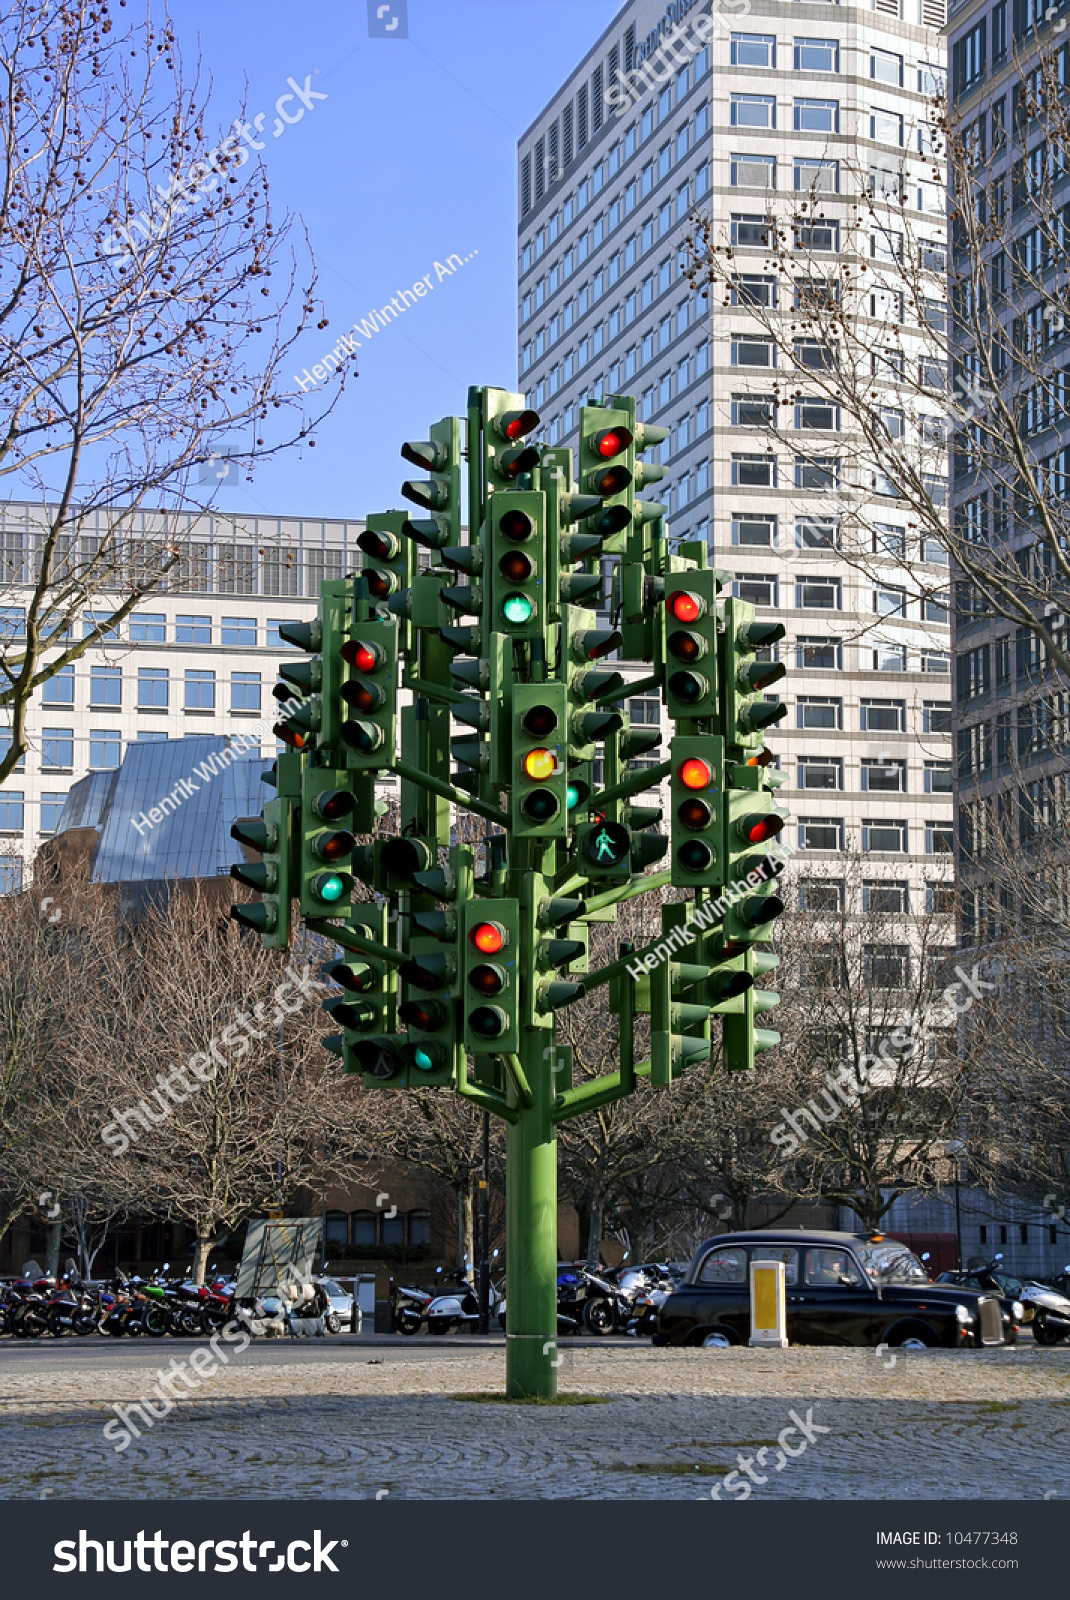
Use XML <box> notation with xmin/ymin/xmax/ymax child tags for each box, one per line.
<box><xmin>232</xmin><ymin>387</ymin><xmax>788</xmax><ymax>1398</ymax></box>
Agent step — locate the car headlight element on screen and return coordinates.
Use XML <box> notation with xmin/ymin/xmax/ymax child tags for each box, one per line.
<box><xmin>955</xmin><ymin>1303</ymin><xmax>975</xmax><ymax>1324</ymax></box>
<box><xmin>1012</xmin><ymin>1301</ymin><xmax>1024</xmax><ymax>1321</ymax></box>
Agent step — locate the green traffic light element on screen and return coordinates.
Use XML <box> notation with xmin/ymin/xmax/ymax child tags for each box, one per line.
<box><xmin>317</xmin><ymin>873</ymin><xmax>346</xmax><ymax>903</ymax></box>
<box><xmin>412</xmin><ymin>1046</ymin><xmax>435</xmax><ymax>1072</ymax></box>
<box><xmin>502</xmin><ymin>593</ymin><xmax>533</xmax><ymax>625</ymax></box>
<box><xmin>566</xmin><ymin>783</ymin><xmax>581</xmax><ymax>810</ymax></box>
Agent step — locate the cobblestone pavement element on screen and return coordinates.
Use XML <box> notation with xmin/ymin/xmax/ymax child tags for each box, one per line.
<box><xmin>2</xmin><ymin>1343</ymin><xmax>1069</xmax><ymax>1500</ymax></box>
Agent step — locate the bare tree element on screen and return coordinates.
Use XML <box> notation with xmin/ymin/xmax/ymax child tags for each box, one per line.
<box><xmin>83</xmin><ymin>889</ymin><xmax>375</xmax><ymax>1280</ymax></box>
<box><xmin>766</xmin><ymin>846</ymin><xmax>995</xmax><ymax>1229</ymax></box>
<box><xmin>0</xmin><ymin>0</ymin><xmax>337</xmax><ymax>780</ymax></box>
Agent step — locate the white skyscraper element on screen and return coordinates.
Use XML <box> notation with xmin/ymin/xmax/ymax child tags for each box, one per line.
<box><xmin>518</xmin><ymin>0</ymin><xmax>953</xmax><ymax>915</ymax></box>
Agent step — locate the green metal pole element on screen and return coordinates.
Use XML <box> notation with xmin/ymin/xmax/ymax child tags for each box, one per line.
<box><xmin>505</xmin><ymin>1023</ymin><xmax>558</xmax><ymax>1399</ymax></box>
<box><xmin>505</xmin><ymin>868</ymin><xmax>558</xmax><ymax>1400</ymax></box>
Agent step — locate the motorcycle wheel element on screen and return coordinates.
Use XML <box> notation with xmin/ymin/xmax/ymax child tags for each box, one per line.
<box><xmin>324</xmin><ymin>1311</ymin><xmax>341</xmax><ymax>1334</ymax></box>
<box><xmin>143</xmin><ymin>1305</ymin><xmax>169</xmax><ymax>1337</ymax></box>
<box><xmin>1033</xmin><ymin>1312</ymin><xmax>1064</xmax><ymax>1346</ymax></box>
<box><xmin>428</xmin><ymin>1319</ymin><xmax>451</xmax><ymax>1335</ymax></box>
<box><xmin>583</xmin><ymin>1297</ymin><xmax>617</xmax><ymax>1336</ymax></box>
<box><xmin>72</xmin><ymin>1311</ymin><xmax>98</xmax><ymax>1336</ymax></box>
<box><xmin>17</xmin><ymin>1312</ymin><xmax>44</xmax><ymax>1339</ymax></box>
<box><xmin>395</xmin><ymin>1310</ymin><xmax>421</xmax><ymax>1335</ymax></box>
<box><xmin>46</xmin><ymin>1307</ymin><xmax>71</xmax><ymax>1337</ymax></box>
<box><xmin>178</xmin><ymin>1307</ymin><xmax>205</xmax><ymax>1337</ymax></box>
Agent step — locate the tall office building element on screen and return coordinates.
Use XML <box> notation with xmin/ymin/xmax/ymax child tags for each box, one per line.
<box><xmin>518</xmin><ymin>0</ymin><xmax>954</xmax><ymax>919</ymax></box>
<box><xmin>946</xmin><ymin>0</ymin><xmax>1070</xmax><ymax>937</ymax></box>
<box><xmin>0</xmin><ymin>503</ymin><xmax>360</xmax><ymax>885</ymax></box>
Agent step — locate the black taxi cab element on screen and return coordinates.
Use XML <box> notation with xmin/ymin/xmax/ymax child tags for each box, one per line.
<box><xmin>655</xmin><ymin>1229</ymin><xmax>1017</xmax><ymax>1349</ymax></box>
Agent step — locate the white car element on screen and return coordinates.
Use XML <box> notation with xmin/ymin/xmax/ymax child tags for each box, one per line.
<box><xmin>313</xmin><ymin>1275</ymin><xmax>357</xmax><ymax>1333</ymax></box>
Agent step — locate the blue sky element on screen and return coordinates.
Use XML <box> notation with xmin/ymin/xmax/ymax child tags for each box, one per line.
<box><xmin>165</xmin><ymin>0</ymin><xmax>623</xmax><ymax>522</ymax></box>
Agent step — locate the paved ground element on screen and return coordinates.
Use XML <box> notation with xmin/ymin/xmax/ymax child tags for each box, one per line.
<box><xmin>2</xmin><ymin>1340</ymin><xmax>1069</xmax><ymax>1500</ymax></box>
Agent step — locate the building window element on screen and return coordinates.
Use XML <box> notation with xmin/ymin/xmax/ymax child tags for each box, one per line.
<box><xmin>864</xmin><ymin>944</ymin><xmax>909</xmax><ymax>986</ymax></box>
<box><xmin>794</xmin><ymin>220</ymin><xmax>839</xmax><ymax>252</ymax></box>
<box><xmin>90</xmin><ymin>729</ymin><xmax>121</xmax><ymax>770</ymax></box>
<box><xmin>176</xmin><ymin>614</ymin><xmax>211</xmax><ymax>645</ymax></box>
<box><xmin>732</xmin><ymin>274</ymin><xmax>776</xmax><ymax>307</ymax></box>
<box><xmin>734</xmin><ymin>573</ymin><xmax>777</xmax><ymax>607</ymax></box>
<box><xmin>798</xmin><ymin>756</ymin><xmax>843</xmax><ymax>790</ymax></box>
<box><xmin>795</xmin><ymin>575</ymin><xmax>842</xmax><ymax>610</ymax></box>
<box><xmin>863</xmin><ymin>819</ymin><xmax>907</xmax><ymax>853</ymax></box>
<box><xmin>732</xmin><ymin>515</ymin><xmax>776</xmax><ymax>548</ymax></box>
<box><xmin>731</xmin><ymin>453</ymin><xmax>776</xmax><ymax>487</ymax></box>
<box><xmin>352</xmin><ymin>1211</ymin><xmax>377</xmax><ymax>1248</ymax></box>
<box><xmin>731</xmin><ymin>94</ymin><xmax>776</xmax><ymax>128</ymax></box>
<box><xmin>797</xmin><ymin>519</ymin><xmax>839</xmax><ymax>551</ymax></box>
<box><xmin>861</xmin><ymin>758</ymin><xmax>907</xmax><ymax>793</ymax></box>
<box><xmin>231</xmin><ymin>672</ymin><xmax>261</xmax><ymax>712</ymax></box>
<box><xmin>409</xmin><ymin>1211</ymin><xmax>432</xmax><ymax>1247</ymax></box>
<box><xmin>731</xmin><ymin>33</ymin><xmax>775</xmax><ymax>67</ymax></box>
<box><xmin>732</xmin><ymin>394</ymin><xmax>775</xmax><ymax>428</ymax></box>
<box><xmin>925</xmin><ymin>761</ymin><xmax>953</xmax><ymax>794</ymax></box>
<box><xmin>795</xmin><ymin>398</ymin><xmax>838</xmax><ymax>430</ymax></box>
<box><xmin>731</xmin><ymin>215</ymin><xmax>772</xmax><ymax>249</ymax></box>
<box><xmin>927</xmin><ymin>881</ymin><xmax>954</xmax><ymax>914</ymax></box>
<box><xmin>130</xmin><ymin>612</ymin><xmax>166</xmax><ymax>643</ymax></box>
<box><xmin>794</xmin><ymin>38</ymin><xmax>838</xmax><ymax>73</ymax></box>
<box><xmin>870</xmin><ymin>107</ymin><xmax>904</xmax><ymax>145</ymax></box>
<box><xmin>799</xmin><ymin>817</ymin><xmax>844</xmax><ymax>852</ymax></box>
<box><xmin>221</xmin><ymin>616</ymin><xmax>257</xmax><ymax>648</ymax></box>
<box><xmin>863</xmin><ymin>881</ymin><xmax>908</xmax><ymax>914</ymax></box>
<box><xmin>0</xmin><ymin>791</ymin><xmax>24</xmax><ymax>832</ymax></box>
<box><xmin>42</xmin><ymin>727</ymin><xmax>74</xmax><ymax>769</ymax></box>
<box><xmin>797</xmin><ymin>637</ymin><xmax>841</xmax><ymax>670</ymax></box>
<box><xmin>185</xmin><ymin>669</ymin><xmax>216</xmax><ymax>711</ymax></box>
<box><xmin>732</xmin><ymin>153</ymin><xmax>776</xmax><ymax>188</ymax></box>
<box><xmin>799</xmin><ymin>879</ymin><xmax>844</xmax><ymax>912</ymax></box>
<box><xmin>874</xmin><ymin>585</ymin><xmax>907</xmax><ymax>617</ymax></box>
<box><xmin>89</xmin><ymin>665</ymin><xmax>121</xmax><ymax>707</ymax></box>
<box><xmin>797</xmin><ymin>697</ymin><xmax>843</xmax><ymax>730</ymax></box>
<box><xmin>40</xmin><ymin>792</ymin><xmax>66</xmax><ymax>835</ymax></box>
<box><xmin>794</xmin><ymin>456</ymin><xmax>839</xmax><ymax>491</ymax></box>
<box><xmin>43</xmin><ymin>665</ymin><xmax>75</xmax><ymax>705</ymax></box>
<box><xmin>138</xmin><ymin>667</ymin><xmax>169</xmax><ymax>709</ymax></box>
<box><xmin>732</xmin><ymin>336</ymin><xmax>774</xmax><ymax>367</ymax></box>
<box><xmin>923</xmin><ymin>701</ymin><xmax>951</xmax><ymax>734</ymax></box>
<box><xmin>872</xmin><ymin>47</ymin><xmax>903</xmax><ymax>86</ymax></box>
<box><xmin>0</xmin><ymin>859</ymin><xmax>22</xmax><ymax>894</ymax></box>
<box><xmin>794</xmin><ymin>98</ymin><xmax>838</xmax><ymax>133</ymax></box>
<box><xmin>861</xmin><ymin>700</ymin><xmax>905</xmax><ymax>732</ymax></box>
<box><xmin>382</xmin><ymin>1209</ymin><xmax>405</xmax><ymax>1245</ymax></box>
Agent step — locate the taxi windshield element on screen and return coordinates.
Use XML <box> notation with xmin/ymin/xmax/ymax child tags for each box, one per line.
<box><xmin>856</xmin><ymin>1243</ymin><xmax>930</xmax><ymax>1284</ymax></box>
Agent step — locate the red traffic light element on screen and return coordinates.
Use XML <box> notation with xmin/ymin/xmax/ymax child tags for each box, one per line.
<box><xmin>667</xmin><ymin>590</ymin><xmax>705</xmax><ymax>623</ymax></box>
<box><xmin>593</xmin><ymin>425</ymin><xmax>633</xmax><ymax>457</ymax></box>
<box><xmin>494</xmin><ymin>408</ymin><xmax>540</xmax><ymax>442</ymax></box>
<box><xmin>738</xmin><ymin>813</ymin><xmax>785</xmax><ymax>845</ymax></box>
<box><xmin>470</xmin><ymin>921</ymin><xmax>506</xmax><ymax>955</ymax></box>
<box><xmin>678</xmin><ymin>757</ymin><xmax>713</xmax><ymax>791</ymax></box>
<box><xmin>342</xmin><ymin>639</ymin><xmax>385</xmax><ymax>673</ymax></box>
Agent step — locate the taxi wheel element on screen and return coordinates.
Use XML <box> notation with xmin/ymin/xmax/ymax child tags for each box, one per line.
<box><xmin>700</xmin><ymin>1329</ymin><xmax>734</xmax><ymax>1349</ymax></box>
<box><xmin>894</xmin><ymin>1330</ymin><xmax>934</xmax><ymax>1350</ymax></box>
